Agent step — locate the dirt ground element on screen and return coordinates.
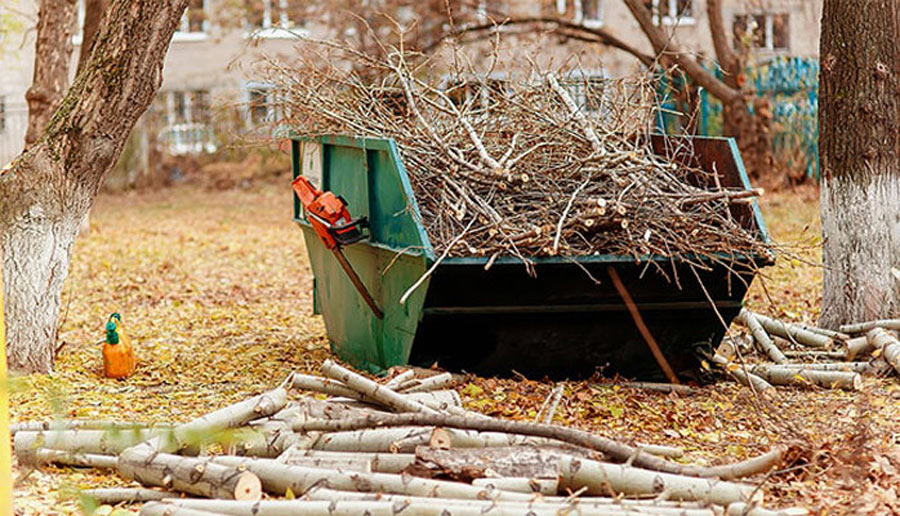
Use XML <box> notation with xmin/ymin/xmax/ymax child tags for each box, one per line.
<box><xmin>10</xmin><ymin>182</ymin><xmax>900</xmax><ymax>515</ymax></box>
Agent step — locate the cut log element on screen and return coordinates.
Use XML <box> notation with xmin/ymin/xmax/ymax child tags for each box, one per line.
<box><xmin>750</xmin><ymin>365</ymin><xmax>862</xmax><ymax>390</ymax></box>
<box><xmin>277</xmin><ymin>447</ymin><xmax>415</xmax><ymax>473</ymax></box>
<box><xmin>224</xmin><ymin>423</ymin><xmax>307</xmax><ymax>458</ymax></box>
<box><xmin>141</xmin><ymin>503</ymin><xmax>229</xmax><ymax>516</ymax></box>
<box><xmin>10</xmin><ymin>420</ymin><xmax>159</xmax><ymax>436</ymax></box>
<box><xmin>711</xmin><ymin>355</ymin><xmax>776</xmax><ymax>395</ymax></box>
<box><xmin>160</xmin><ymin>499</ymin><xmax>716</xmax><ymax>516</ymax></box>
<box><xmin>557</xmin><ymin>455</ymin><xmax>761</xmax><ymax>506</ymax></box>
<box><xmin>747</xmin><ymin>312</ymin><xmax>833</xmax><ymax>349</ymax></box>
<box><xmin>617</xmin><ymin>382</ymin><xmax>697</xmax><ymax>395</ymax></box>
<box><xmin>81</xmin><ymin>487</ymin><xmax>176</xmax><ymax>504</ymax></box>
<box><xmin>291</xmin><ymin>373</ymin><xmax>458</xmax><ymax>412</ymax></box>
<box><xmin>773</xmin><ymin>362</ymin><xmax>874</xmax><ymax>373</ymax></box>
<box><xmin>34</xmin><ymin>449</ymin><xmax>117</xmax><ymax>469</ymax></box>
<box><xmin>308</xmin><ymin>427</ymin><xmax>434</xmax><ymax>453</ymax></box>
<box><xmin>290</xmin><ymin>412</ymin><xmax>783</xmax><ymax>478</ymax></box>
<box><xmin>840</xmin><ymin>319</ymin><xmax>900</xmax><ymax>334</ymax></box>
<box><xmin>411</xmin><ymin>445</ymin><xmax>593</xmax><ymax>482</ymax></box>
<box><xmin>737</xmin><ymin>310</ymin><xmax>786</xmax><ymax>363</ymax></box>
<box><xmin>786</xmin><ymin>323</ymin><xmax>849</xmax><ymax>342</ymax></box>
<box><xmin>321</xmin><ymin>360</ymin><xmax>439</xmax><ymax>414</ymax></box>
<box><xmin>397</xmin><ymin>372</ymin><xmax>454</xmax><ymax>393</ymax></box>
<box><xmin>117</xmin><ymin>452</ymin><xmax>261</xmax><ymax>500</ymax></box>
<box><xmin>471</xmin><ymin>476</ymin><xmax>559</xmax><ymax>495</ymax></box>
<box><xmin>866</xmin><ymin>328</ymin><xmax>900</xmax><ymax>375</ymax></box>
<box><xmin>210</xmin><ymin>456</ymin><xmax>535</xmax><ymax>501</ymax></box>
<box><xmin>15</xmin><ymin>428</ymin><xmax>159</xmax><ymax>464</ymax></box>
<box><xmin>844</xmin><ymin>336</ymin><xmax>874</xmax><ymax>361</ymax></box>
<box><xmin>384</xmin><ymin>369</ymin><xmax>416</xmax><ymax>389</ymax></box>
<box><xmin>303</xmin><ymin>487</ymin><xmax>714</xmax><ymax>512</ymax></box>
<box><xmin>781</xmin><ymin>349</ymin><xmax>846</xmax><ymax>360</ymax></box>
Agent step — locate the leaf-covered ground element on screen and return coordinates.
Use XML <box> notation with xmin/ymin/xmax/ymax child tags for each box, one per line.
<box><xmin>10</xmin><ymin>183</ymin><xmax>900</xmax><ymax>515</ymax></box>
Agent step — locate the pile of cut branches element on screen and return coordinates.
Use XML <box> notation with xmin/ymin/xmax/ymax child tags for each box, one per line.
<box><xmin>12</xmin><ymin>359</ymin><xmax>807</xmax><ymax>515</ymax></box>
<box><xmin>712</xmin><ymin>311</ymin><xmax>900</xmax><ymax>393</ymax></box>
<box><xmin>263</xmin><ymin>39</ymin><xmax>770</xmax><ymax>269</ymax></box>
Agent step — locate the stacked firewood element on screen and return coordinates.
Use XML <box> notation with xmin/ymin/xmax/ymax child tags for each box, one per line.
<box><xmin>716</xmin><ymin>310</ymin><xmax>900</xmax><ymax>393</ymax></box>
<box><xmin>11</xmin><ymin>359</ymin><xmax>808</xmax><ymax>516</ymax></box>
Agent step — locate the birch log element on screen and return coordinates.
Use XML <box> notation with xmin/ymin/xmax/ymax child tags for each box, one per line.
<box><xmin>160</xmin><ymin>499</ymin><xmax>715</xmax><ymax>516</ymax></box>
<box><xmin>557</xmin><ymin>455</ymin><xmax>760</xmax><ymax>506</ymax></box>
<box><xmin>726</xmin><ymin>503</ymin><xmax>809</xmax><ymax>516</ymax></box>
<box><xmin>10</xmin><ymin>420</ymin><xmax>159</xmax><ymax>436</ymax></box>
<box><xmin>397</xmin><ymin>372</ymin><xmax>454</xmax><ymax>393</ymax></box>
<box><xmin>737</xmin><ymin>310</ymin><xmax>786</xmax><ymax>363</ymax></box>
<box><xmin>15</xmin><ymin>428</ymin><xmax>159</xmax><ymax>464</ymax></box>
<box><xmin>472</xmin><ymin>477</ymin><xmax>559</xmax><ymax>495</ymax></box>
<box><xmin>34</xmin><ymin>449</ymin><xmax>117</xmax><ymax>469</ymax></box>
<box><xmin>290</xmin><ymin>412</ymin><xmax>781</xmax><ymax>478</ymax></box>
<box><xmin>711</xmin><ymin>355</ymin><xmax>775</xmax><ymax>395</ymax></box>
<box><xmin>618</xmin><ymin>382</ymin><xmax>697</xmax><ymax>395</ymax></box>
<box><xmin>866</xmin><ymin>328</ymin><xmax>900</xmax><ymax>375</ymax></box>
<box><xmin>844</xmin><ymin>336</ymin><xmax>874</xmax><ymax>361</ymax></box>
<box><xmin>210</xmin><ymin>456</ymin><xmax>534</xmax><ymax>501</ymax></box>
<box><xmin>841</xmin><ymin>319</ymin><xmax>900</xmax><ymax>334</ymax></box>
<box><xmin>291</xmin><ymin>374</ymin><xmax>459</xmax><ymax>411</ymax></box>
<box><xmin>748</xmin><ymin>313</ymin><xmax>833</xmax><ymax>348</ymax></box>
<box><xmin>278</xmin><ymin>448</ymin><xmax>416</xmax><ymax>473</ymax></box>
<box><xmin>385</xmin><ymin>370</ymin><xmax>416</xmax><ymax>389</ymax></box>
<box><xmin>412</xmin><ymin>445</ymin><xmax>595</xmax><ymax>481</ymax></box>
<box><xmin>118</xmin><ymin>452</ymin><xmax>261</xmax><ymax>500</ymax></box>
<box><xmin>321</xmin><ymin>360</ymin><xmax>439</xmax><ymax>414</ymax></box>
<box><xmin>141</xmin><ymin>503</ymin><xmax>229</xmax><ymax>516</ymax></box>
<box><xmin>304</xmin><ymin>487</ymin><xmax>715</xmax><ymax>512</ymax></box>
<box><xmin>750</xmin><ymin>365</ymin><xmax>862</xmax><ymax>390</ymax></box>
<box><xmin>81</xmin><ymin>487</ymin><xmax>176</xmax><ymax>504</ymax></box>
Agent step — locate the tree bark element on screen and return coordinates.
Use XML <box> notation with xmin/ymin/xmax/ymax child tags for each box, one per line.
<box><xmin>2</xmin><ymin>0</ymin><xmax>189</xmax><ymax>373</ymax></box>
<box><xmin>819</xmin><ymin>0</ymin><xmax>900</xmax><ymax>328</ymax></box>
<box><xmin>118</xmin><ymin>452</ymin><xmax>262</xmax><ymax>500</ymax></box>
<box><xmin>24</xmin><ymin>0</ymin><xmax>79</xmax><ymax>147</ymax></box>
<box><xmin>76</xmin><ymin>0</ymin><xmax>107</xmax><ymax>76</ymax></box>
<box><xmin>141</xmin><ymin>503</ymin><xmax>229</xmax><ymax>516</ymax></box>
<box><xmin>82</xmin><ymin>487</ymin><xmax>176</xmax><ymax>504</ymax></box>
<box><xmin>277</xmin><ymin>449</ymin><xmax>416</xmax><ymax>474</ymax></box>
<box><xmin>33</xmin><ymin>448</ymin><xmax>117</xmax><ymax>469</ymax></box>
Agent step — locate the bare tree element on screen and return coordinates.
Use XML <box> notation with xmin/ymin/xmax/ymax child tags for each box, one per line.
<box><xmin>818</xmin><ymin>0</ymin><xmax>900</xmax><ymax>328</ymax></box>
<box><xmin>76</xmin><ymin>0</ymin><xmax>108</xmax><ymax>76</ymax></box>
<box><xmin>1</xmin><ymin>0</ymin><xmax>188</xmax><ymax>373</ymax></box>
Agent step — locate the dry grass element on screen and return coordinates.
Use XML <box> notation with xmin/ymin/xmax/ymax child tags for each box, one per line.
<box><xmin>10</xmin><ymin>182</ymin><xmax>900</xmax><ymax>515</ymax></box>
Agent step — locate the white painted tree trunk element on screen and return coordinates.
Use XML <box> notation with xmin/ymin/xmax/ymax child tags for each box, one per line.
<box><xmin>1</xmin><ymin>171</ymin><xmax>89</xmax><ymax>373</ymax></box>
<box><xmin>820</xmin><ymin>174</ymin><xmax>900</xmax><ymax>328</ymax></box>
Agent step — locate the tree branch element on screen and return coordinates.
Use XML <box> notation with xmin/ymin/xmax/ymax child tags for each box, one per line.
<box><xmin>706</xmin><ymin>0</ymin><xmax>738</xmax><ymax>74</ymax></box>
<box><xmin>622</xmin><ymin>0</ymin><xmax>740</xmax><ymax>104</ymax></box>
<box><xmin>421</xmin><ymin>17</ymin><xmax>655</xmax><ymax>68</ymax></box>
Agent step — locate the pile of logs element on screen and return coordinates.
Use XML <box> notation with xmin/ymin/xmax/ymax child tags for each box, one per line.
<box><xmin>11</xmin><ymin>359</ymin><xmax>807</xmax><ymax>516</ymax></box>
<box><xmin>719</xmin><ymin>310</ymin><xmax>900</xmax><ymax>393</ymax></box>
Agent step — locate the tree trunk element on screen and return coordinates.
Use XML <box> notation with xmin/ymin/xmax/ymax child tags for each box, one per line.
<box><xmin>819</xmin><ymin>0</ymin><xmax>900</xmax><ymax>328</ymax></box>
<box><xmin>76</xmin><ymin>0</ymin><xmax>107</xmax><ymax>76</ymax></box>
<box><xmin>2</xmin><ymin>0</ymin><xmax>189</xmax><ymax>373</ymax></box>
<box><xmin>24</xmin><ymin>0</ymin><xmax>79</xmax><ymax>147</ymax></box>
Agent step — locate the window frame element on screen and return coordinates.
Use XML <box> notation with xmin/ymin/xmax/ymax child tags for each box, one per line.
<box><xmin>573</xmin><ymin>0</ymin><xmax>603</xmax><ymax>27</ymax></box>
<box><xmin>644</xmin><ymin>0</ymin><xmax>695</xmax><ymax>26</ymax></box>
<box><xmin>733</xmin><ymin>11</ymin><xmax>790</xmax><ymax>52</ymax></box>
<box><xmin>173</xmin><ymin>0</ymin><xmax>209</xmax><ymax>42</ymax></box>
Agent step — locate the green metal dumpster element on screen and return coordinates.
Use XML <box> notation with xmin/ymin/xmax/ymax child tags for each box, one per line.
<box><xmin>291</xmin><ymin>134</ymin><xmax>772</xmax><ymax>379</ymax></box>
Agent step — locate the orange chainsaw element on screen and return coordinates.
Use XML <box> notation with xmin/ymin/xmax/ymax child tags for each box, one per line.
<box><xmin>292</xmin><ymin>176</ymin><xmax>384</xmax><ymax>319</ymax></box>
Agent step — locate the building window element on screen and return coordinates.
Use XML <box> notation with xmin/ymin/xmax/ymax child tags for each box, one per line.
<box><xmin>246</xmin><ymin>0</ymin><xmax>306</xmax><ymax>33</ymax></box>
<box><xmin>574</xmin><ymin>0</ymin><xmax>602</xmax><ymax>26</ymax></box>
<box><xmin>733</xmin><ymin>13</ymin><xmax>789</xmax><ymax>51</ymax></box>
<box><xmin>162</xmin><ymin>90</ymin><xmax>212</xmax><ymax>125</ymax></box>
<box><xmin>642</xmin><ymin>0</ymin><xmax>693</xmax><ymax>25</ymax></box>
<box><xmin>245</xmin><ymin>83</ymin><xmax>286</xmax><ymax>126</ymax></box>
<box><xmin>0</xmin><ymin>97</ymin><xmax>5</xmax><ymax>134</ymax></box>
<box><xmin>444</xmin><ymin>75</ymin><xmax>510</xmax><ymax>111</ymax></box>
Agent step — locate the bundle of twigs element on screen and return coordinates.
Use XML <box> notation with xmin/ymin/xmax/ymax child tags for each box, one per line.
<box><xmin>262</xmin><ymin>37</ymin><xmax>769</xmax><ymax>271</ymax></box>
<box><xmin>12</xmin><ymin>359</ymin><xmax>807</xmax><ymax>515</ymax></box>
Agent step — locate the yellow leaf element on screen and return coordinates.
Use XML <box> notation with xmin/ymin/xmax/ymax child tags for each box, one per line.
<box><xmin>285</xmin><ymin>487</ymin><xmax>296</xmax><ymax>499</ymax></box>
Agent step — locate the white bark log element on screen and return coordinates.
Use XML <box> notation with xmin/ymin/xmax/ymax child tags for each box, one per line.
<box><xmin>384</xmin><ymin>370</ymin><xmax>416</xmax><ymax>389</ymax></box>
<box><xmin>33</xmin><ymin>448</ymin><xmax>117</xmax><ymax>469</ymax></box>
<box><xmin>277</xmin><ymin>448</ymin><xmax>416</xmax><ymax>473</ymax></box>
<box><xmin>15</xmin><ymin>428</ymin><xmax>159</xmax><ymax>464</ymax></box>
<box><xmin>158</xmin><ymin>499</ymin><xmax>714</xmax><ymax>516</ymax></box>
<box><xmin>291</xmin><ymin>374</ymin><xmax>459</xmax><ymax>412</ymax></box>
<box><xmin>748</xmin><ymin>312</ymin><xmax>834</xmax><ymax>349</ymax></box>
<box><xmin>866</xmin><ymin>328</ymin><xmax>900</xmax><ymax>375</ymax></box>
<box><xmin>472</xmin><ymin>477</ymin><xmax>558</xmax><ymax>495</ymax></box>
<box><xmin>557</xmin><ymin>455</ymin><xmax>761</xmax><ymax>506</ymax></box>
<box><xmin>749</xmin><ymin>365</ymin><xmax>862</xmax><ymax>390</ymax></box>
<box><xmin>10</xmin><ymin>420</ymin><xmax>157</xmax><ymax>436</ymax></box>
<box><xmin>635</xmin><ymin>443</ymin><xmax>684</xmax><ymax>459</ymax></box>
<box><xmin>726</xmin><ymin>503</ymin><xmax>809</xmax><ymax>516</ymax></box>
<box><xmin>308</xmin><ymin>427</ymin><xmax>434</xmax><ymax>453</ymax></box>
<box><xmin>737</xmin><ymin>310</ymin><xmax>786</xmax><ymax>363</ymax></box>
<box><xmin>141</xmin><ymin>503</ymin><xmax>229</xmax><ymax>516</ymax></box>
<box><xmin>397</xmin><ymin>373</ymin><xmax>454</xmax><ymax>393</ymax></box>
<box><xmin>711</xmin><ymin>355</ymin><xmax>775</xmax><ymax>395</ymax></box>
<box><xmin>303</xmin><ymin>487</ymin><xmax>714</xmax><ymax>513</ymax></box>
<box><xmin>118</xmin><ymin>452</ymin><xmax>261</xmax><ymax>500</ymax></box>
<box><xmin>82</xmin><ymin>487</ymin><xmax>176</xmax><ymax>504</ymax></box>
<box><xmin>772</xmin><ymin>362</ymin><xmax>874</xmax><ymax>374</ymax></box>
<box><xmin>321</xmin><ymin>360</ymin><xmax>439</xmax><ymax>414</ymax></box>
<box><xmin>844</xmin><ymin>336</ymin><xmax>874</xmax><ymax>361</ymax></box>
<box><xmin>840</xmin><ymin>319</ymin><xmax>900</xmax><ymax>334</ymax></box>
<box><xmin>211</xmin><ymin>456</ymin><xmax>534</xmax><ymax>501</ymax></box>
